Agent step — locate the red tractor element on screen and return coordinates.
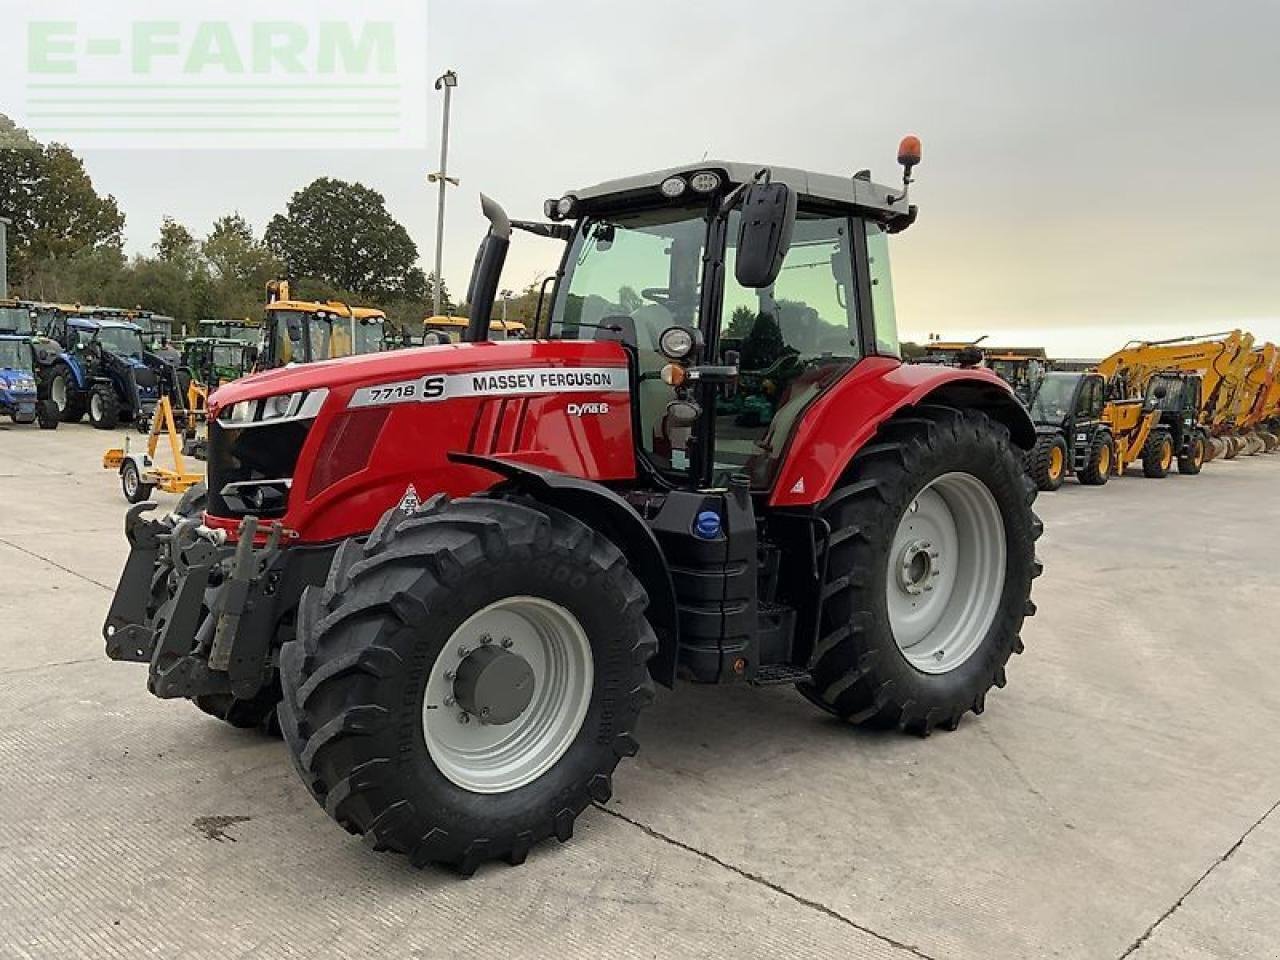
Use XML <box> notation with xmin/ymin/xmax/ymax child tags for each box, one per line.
<box><xmin>104</xmin><ymin>141</ymin><xmax>1042</xmax><ymax>873</ymax></box>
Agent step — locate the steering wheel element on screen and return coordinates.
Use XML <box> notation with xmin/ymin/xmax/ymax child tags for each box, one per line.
<box><xmin>640</xmin><ymin>288</ymin><xmax>672</xmax><ymax>306</ymax></box>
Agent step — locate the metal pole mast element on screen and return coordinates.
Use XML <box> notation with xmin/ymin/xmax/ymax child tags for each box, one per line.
<box><xmin>430</xmin><ymin>70</ymin><xmax>458</xmax><ymax>317</ymax></box>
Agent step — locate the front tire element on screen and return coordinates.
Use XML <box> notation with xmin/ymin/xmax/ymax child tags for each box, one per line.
<box><xmin>1142</xmin><ymin>429</ymin><xmax>1173</xmax><ymax>478</ymax></box>
<box><xmin>799</xmin><ymin>406</ymin><xmax>1041</xmax><ymax>735</ymax></box>
<box><xmin>88</xmin><ymin>383</ymin><xmax>120</xmax><ymax>429</ymax></box>
<box><xmin>1177</xmin><ymin>432</ymin><xmax>1205</xmax><ymax>475</ymax></box>
<box><xmin>1027</xmin><ymin>433</ymin><xmax>1067</xmax><ymax>491</ymax></box>
<box><xmin>1078</xmin><ymin>431</ymin><xmax>1113</xmax><ymax>485</ymax></box>
<box><xmin>278</xmin><ymin>495</ymin><xmax>657</xmax><ymax>873</ymax></box>
<box><xmin>37</xmin><ymin>399</ymin><xmax>59</xmax><ymax>430</ymax></box>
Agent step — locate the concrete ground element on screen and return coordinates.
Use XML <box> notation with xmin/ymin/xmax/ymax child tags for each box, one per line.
<box><xmin>1</xmin><ymin>420</ymin><xmax>1278</xmax><ymax>960</ymax></box>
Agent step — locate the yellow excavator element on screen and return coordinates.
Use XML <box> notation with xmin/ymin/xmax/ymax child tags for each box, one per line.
<box><xmin>1094</xmin><ymin>330</ymin><xmax>1257</xmax><ymax>462</ymax></box>
<box><xmin>1226</xmin><ymin>344</ymin><xmax>1279</xmax><ymax>454</ymax></box>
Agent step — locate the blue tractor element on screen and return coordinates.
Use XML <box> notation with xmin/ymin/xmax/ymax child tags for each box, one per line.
<box><xmin>33</xmin><ymin>311</ymin><xmax>170</xmax><ymax>430</ymax></box>
<box><xmin>0</xmin><ymin>333</ymin><xmax>58</xmax><ymax>428</ymax></box>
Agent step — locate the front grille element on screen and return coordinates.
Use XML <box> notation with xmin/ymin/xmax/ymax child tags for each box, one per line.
<box><xmin>207</xmin><ymin>419</ymin><xmax>310</xmax><ymax>518</ymax></box>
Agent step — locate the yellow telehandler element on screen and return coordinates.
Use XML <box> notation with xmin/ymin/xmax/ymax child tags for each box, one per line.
<box><xmin>1094</xmin><ymin>331</ymin><xmax>1256</xmax><ymax>462</ymax></box>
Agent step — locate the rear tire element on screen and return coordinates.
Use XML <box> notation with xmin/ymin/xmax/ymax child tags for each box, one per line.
<box><xmin>1142</xmin><ymin>429</ymin><xmax>1173</xmax><ymax>478</ymax></box>
<box><xmin>49</xmin><ymin>365</ymin><xmax>85</xmax><ymax>422</ymax></box>
<box><xmin>88</xmin><ymin>383</ymin><xmax>120</xmax><ymax>429</ymax></box>
<box><xmin>1078</xmin><ymin>431</ymin><xmax>1113</xmax><ymax>485</ymax></box>
<box><xmin>278</xmin><ymin>495</ymin><xmax>657</xmax><ymax>873</ymax></box>
<box><xmin>799</xmin><ymin>406</ymin><xmax>1041</xmax><ymax>735</ymax></box>
<box><xmin>1177</xmin><ymin>432</ymin><xmax>1205</xmax><ymax>475</ymax></box>
<box><xmin>1027</xmin><ymin>433</ymin><xmax>1067</xmax><ymax>491</ymax></box>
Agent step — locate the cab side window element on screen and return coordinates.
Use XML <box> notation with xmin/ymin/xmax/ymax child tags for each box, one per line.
<box><xmin>716</xmin><ymin>212</ymin><xmax>861</xmax><ymax>487</ymax></box>
<box><xmin>865</xmin><ymin>222</ymin><xmax>900</xmax><ymax>357</ymax></box>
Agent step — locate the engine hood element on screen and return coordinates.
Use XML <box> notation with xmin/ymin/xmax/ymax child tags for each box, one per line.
<box><xmin>208</xmin><ymin>339</ymin><xmax>629</xmax><ymax>414</ymax></box>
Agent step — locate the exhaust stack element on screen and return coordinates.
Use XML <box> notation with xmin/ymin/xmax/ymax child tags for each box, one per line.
<box><xmin>463</xmin><ymin>194</ymin><xmax>512</xmax><ymax>343</ymax></box>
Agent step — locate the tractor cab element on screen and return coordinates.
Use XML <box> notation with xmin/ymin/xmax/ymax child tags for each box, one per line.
<box><xmin>532</xmin><ymin>161</ymin><xmax>908</xmax><ymax>490</ymax></box>
<box><xmin>1025</xmin><ymin>371</ymin><xmax>1114</xmax><ymax>488</ymax></box>
<box><xmin>201</xmin><ymin>319</ymin><xmax>262</xmax><ymax>347</ymax></box>
<box><xmin>181</xmin><ymin>337</ymin><xmax>253</xmax><ymax>389</ymax></box>
<box><xmin>259</xmin><ymin>283</ymin><xmax>388</xmax><ymax>368</ymax></box>
<box><xmin>1143</xmin><ymin>371</ymin><xmax>1207</xmax><ymax>472</ymax></box>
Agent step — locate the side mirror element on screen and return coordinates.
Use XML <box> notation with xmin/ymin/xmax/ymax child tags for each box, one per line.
<box><xmin>734</xmin><ymin>181</ymin><xmax>796</xmax><ymax>289</ymax></box>
<box><xmin>1154</xmin><ymin>385</ymin><xmax>1168</xmax><ymax>400</ymax></box>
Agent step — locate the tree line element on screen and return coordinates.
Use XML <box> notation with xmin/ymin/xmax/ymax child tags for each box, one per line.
<box><xmin>0</xmin><ymin>114</ymin><xmax>457</xmax><ymax>335</ymax></box>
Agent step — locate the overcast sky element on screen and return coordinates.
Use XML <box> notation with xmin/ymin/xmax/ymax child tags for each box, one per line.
<box><xmin>60</xmin><ymin>0</ymin><xmax>1280</xmax><ymax>356</ymax></box>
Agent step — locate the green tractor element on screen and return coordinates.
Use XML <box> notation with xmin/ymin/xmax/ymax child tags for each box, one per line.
<box><xmin>180</xmin><ymin>337</ymin><xmax>254</xmax><ymax>391</ymax></box>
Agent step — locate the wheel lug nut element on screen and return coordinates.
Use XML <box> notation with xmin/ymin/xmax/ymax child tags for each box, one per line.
<box><xmin>457</xmin><ymin>645</ymin><xmax>470</xmax><ymax>658</ymax></box>
<box><xmin>480</xmin><ymin>707</ymin><xmax>490</xmax><ymax>719</ymax></box>
<box><xmin>443</xmin><ymin>695</ymin><xmax>455</xmax><ymax>707</ymax></box>
<box><xmin>480</xmin><ymin>634</ymin><xmax>492</xmax><ymax>645</ymax></box>
<box><xmin>458</xmin><ymin>712</ymin><xmax>470</xmax><ymax>724</ymax></box>
<box><xmin>445</xmin><ymin>670</ymin><xmax>456</xmax><ymax>681</ymax></box>
<box><xmin>501</xmin><ymin>637</ymin><xmax>513</xmax><ymax>649</ymax></box>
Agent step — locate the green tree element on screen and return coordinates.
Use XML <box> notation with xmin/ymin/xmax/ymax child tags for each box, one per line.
<box><xmin>203</xmin><ymin>213</ymin><xmax>281</xmax><ymax>319</ymax></box>
<box><xmin>725</xmin><ymin>305</ymin><xmax>757</xmax><ymax>339</ymax></box>
<box><xmin>425</xmin><ymin>271</ymin><xmax>454</xmax><ymax>314</ymax></box>
<box><xmin>265</xmin><ymin>178</ymin><xmax>420</xmax><ymax>298</ymax></box>
<box><xmin>0</xmin><ymin>116</ymin><xmax>125</xmax><ymax>291</ymax></box>
<box><xmin>155</xmin><ymin>217</ymin><xmax>196</xmax><ymax>263</ymax></box>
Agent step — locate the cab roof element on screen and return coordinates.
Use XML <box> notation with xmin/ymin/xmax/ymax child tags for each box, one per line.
<box><xmin>68</xmin><ymin>317</ymin><xmax>143</xmax><ymax>332</ymax></box>
<box><xmin>570</xmin><ymin>160</ymin><xmax>905</xmax><ymax>218</ymax></box>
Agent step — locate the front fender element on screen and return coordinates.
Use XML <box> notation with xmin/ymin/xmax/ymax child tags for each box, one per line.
<box><xmin>449</xmin><ymin>452</ymin><xmax>680</xmax><ymax>688</ymax></box>
<box><xmin>61</xmin><ymin>353</ymin><xmax>86</xmax><ymax>388</ymax></box>
<box><xmin>770</xmin><ymin>357</ymin><xmax>1035</xmax><ymax>508</ymax></box>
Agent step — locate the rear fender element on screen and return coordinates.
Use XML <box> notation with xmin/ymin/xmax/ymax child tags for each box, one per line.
<box><xmin>449</xmin><ymin>452</ymin><xmax>680</xmax><ymax>688</ymax></box>
<box><xmin>770</xmin><ymin>357</ymin><xmax>1034</xmax><ymax>508</ymax></box>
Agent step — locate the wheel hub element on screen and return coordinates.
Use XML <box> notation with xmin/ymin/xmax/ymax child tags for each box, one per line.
<box><xmin>451</xmin><ymin>643</ymin><xmax>535</xmax><ymax>725</ymax></box>
<box><xmin>896</xmin><ymin>538</ymin><xmax>941</xmax><ymax>596</ymax></box>
<box><xmin>885</xmin><ymin>473</ymin><xmax>1007</xmax><ymax>675</ymax></box>
<box><xmin>421</xmin><ymin>596</ymin><xmax>594</xmax><ymax>794</ymax></box>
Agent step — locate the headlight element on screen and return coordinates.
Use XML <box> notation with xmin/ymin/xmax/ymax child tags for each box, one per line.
<box><xmin>218</xmin><ymin>388</ymin><xmax>327</xmax><ymax>428</ymax></box>
<box><xmin>660</xmin><ymin>176</ymin><xmax>687</xmax><ymax>199</ymax></box>
<box><xmin>556</xmin><ymin>195</ymin><xmax>577</xmax><ymax>217</ymax></box>
<box><xmin>658</xmin><ymin>325</ymin><xmax>699</xmax><ymax>361</ymax></box>
<box><xmin>689</xmin><ymin>171</ymin><xmax>721</xmax><ymax>193</ymax></box>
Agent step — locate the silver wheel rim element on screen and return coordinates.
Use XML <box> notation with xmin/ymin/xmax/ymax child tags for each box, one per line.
<box><xmin>422</xmin><ymin>596</ymin><xmax>593</xmax><ymax>794</ymax></box>
<box><xmin>91</xmin><ymin>392</ymin><xmax>103</xmax><ymax>421</ymax></box>
<box><xmin>123</xmin><ymin>466</ymin><xmax>138</xmax><ymax>498</ymax></box>
<box><xmin>52</xmin><ymin>376</ymin><xmax>66</xmax><ymax>410</ymax></box>
<box><xmin>886</xmin><ymin>472</ymin><xmax>1007</xmax><ymax>674</ymax></box>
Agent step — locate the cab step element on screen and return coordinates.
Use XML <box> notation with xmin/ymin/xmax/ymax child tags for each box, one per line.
<box><xmin>751</xmin><ymin>665</ymin><xmax>810</xmax><ymax>686</ymax></box>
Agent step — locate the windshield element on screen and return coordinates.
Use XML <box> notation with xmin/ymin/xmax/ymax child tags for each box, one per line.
<box><xmin>0</xmin><ymin>306</ymin><xmax>30</xmax><ymax>334</ymax></box>
<box><xmin>214</xmin><ymin>344</ymin><xmax>243</xmax><ymax>369</ymax></box>
<box><xmin>354</xmin><ymin>320</ymin><xmax>385</xmax><ymax>355</ymax></box>
<box><xmin>550</xmin><ymin>207</ymin><xmax>706</xmax><ymax>342</ymax></box>
<box><xmin>0</xmin><ymin>340</ymin><xmax>27</xmax><ymax>369</ymax></box>
<box><xmin>96</xmin><ymin>326</ymin><xmax>145</xmax><ymax>358</ymax></box>
<box><xmin>550</xmin><ymin>207</ymin><xmax>707</xmax><ymax>475</ymax></box>
<box><xmin>1029</xmin><ymin>373</ymin><xmax>1080</xmax><ymax>423</ymax></box>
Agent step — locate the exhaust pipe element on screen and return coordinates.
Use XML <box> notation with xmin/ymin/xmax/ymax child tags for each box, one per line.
<box><xmin>463</xmin><ymin>194</ymin><xmax>511</xmax><ymax>343</ymax></box>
